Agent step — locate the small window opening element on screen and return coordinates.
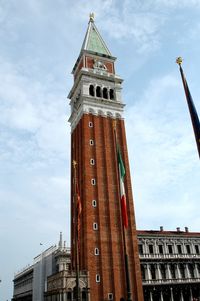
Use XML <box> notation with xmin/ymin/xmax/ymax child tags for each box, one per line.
<box><xmin>159</xmin><ymin>245</ymin><xmax>163</xmax><ymax>254</ymax></box>
<box><xmin>92</xmin><ymin>200</ymin><xmax>97</xmax><ymax>207</ymax></box>
<box><xmin>103</xmin><ymin>87</ymin><xmax>108</xmax><ymax>99</ymax></box>
<box><xmin>186</xmin><ymin>245</ymin><xmax>191</xmax><ymax>254</ymax></box>
<box><xmin>149</xmin><ymin>245</ymin><xmax>153</xmax><ymax>254</ymax></box>
<box><xmin>90</xmin><ymin>159</ymin><xmax>95</xmax><ymax>165</ymax></box>
<box><xmin>91</xmin><ymin>179</ymin><xmax>96</xmax><ymax>185</ymax></box>
<box><xmin>177</xmin><ymin>245</ymin><xmax>182</xmax><ymax>254</ymax></box>
<box><xmin>138</xmin><ymin>245</ymin><xmax>143</xmax><ymax>255</ymax></box>
<box><xmin>110</xmin><ymin>89</ymin><xmax>114</xmax><ymax>100</ymax></box>
<box><xmin>93</xmin><ymin>223</ymin><xmax>98</xmax><ymax>230</ymax></box>
<box><xmin>96</xmin><ymin>86</ymin><xmax>101</xmax><ymax>98</ymax></box>
<box><xmin>89</xmin><ymin>121</ymin><xmax>93</xmax><ymax>127</ymax></box>
<box><xmin>89</xmin><ymin>85</ymin><xmax>95</xmax><ymax>96</ymax></box>
<box><xmin>94</xmin><ymin>248</ymin><xmax>99</xmax><ymax>255</ymax></box>
<box><xmin>96</xmin><ymin>274</ymin><xmax>100</xmax><ymax>282</ymax></box>
<box><xmin>195</xmin><ymin>245</ymin><xmax>199</xmax><ymax>254</ymax></box>
<box><xmin>168</xmin><ymin>245</ymin><xmax>173</xmax><ymax>254</ymax></box>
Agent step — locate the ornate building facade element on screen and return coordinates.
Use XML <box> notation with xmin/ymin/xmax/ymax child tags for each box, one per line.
<box><xmin>13</xmin><ymin>229</ymin><xmax>200</xmax><ymax>301</ymax></box>
<box><xmin>12</xmin><ymin>233</ymin><xmax>89</xmax><ymax>301</ymax></box>
<box><xmin>138</xmin><ymin>228</ymin><xmax>200</xmax><ymax>301</ymax></box>
<box><xmin>68</xmin><ymin>14</ymin><xmax>143</xmax><ymax>301</ymax></box>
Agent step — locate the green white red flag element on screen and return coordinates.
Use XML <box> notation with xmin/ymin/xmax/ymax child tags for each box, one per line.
<box><xmin>117</xmin><ymin>145</ymin><xmax>128</xmax><ymax>228</ymax></box>
<box><xmin>76</xmin><ymin>181</ymin><xmax>82</xmax><ymax>249</ymax></box>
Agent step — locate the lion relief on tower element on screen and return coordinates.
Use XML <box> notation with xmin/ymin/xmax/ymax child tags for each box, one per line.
<box><xmin>93</xmin><ymin>59</ymin><xmax>107</xmax><ymax>70</ymax></box>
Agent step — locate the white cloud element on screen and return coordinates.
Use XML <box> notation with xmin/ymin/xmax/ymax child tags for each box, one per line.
<box><xmin>126</xmin><ymin>72</ymin><xmax>200</xmax><ymax>230</ymax></box>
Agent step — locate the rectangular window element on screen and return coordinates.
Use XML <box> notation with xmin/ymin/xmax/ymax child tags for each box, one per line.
<box><xmin>150</xmin><ymin>265</ymin><xmax>156</xmax><ymax>279</ymax></box>
<box><xmin>149</xmin><ymin>245</ymin><xmax>154</xmax><ymax>254</ymax></box>
<box><xmin>93</xmin><ymin>223</ymin><xmax>98</xmax><ymax>230</ymax></box>
<box><xmin>108</xmin><ymin>293</ymin><xmax>113</xmax><ymax>300</ymax></box>
<box><xmin>170</xmin><ymin>264</ymin><xmax>176</xmax><ymax>278</ymax></box>
<box><xmin>186</xmin><ymin>244</ymin><xmax>191</xmax><ymax>254</ymax></box>
<box><xmin>195</xmin><ymin>245</ymin><xmax>199</xmax><ymax>254</ymax></box>
<box><xmin>89</xmin><ymin>139</ymin><xmax>94</xmax><ymax>145</ymax></box>
<box><xmin>160</xmin><ymin>264</ymin><xmax>166</xmax><ymax>279</ymax></box>
<box><xmin>89</xmin><ymin>121</ymin><xmax>93</xmax><ymax>127</ymax></box>
<box><xmin>168</xmin><ymin>245</ymin><xmax>173</xmax><ymax>254</ymax></box>
<box><xmin>177</xmin><ymin>245</ymin><xmax>182</xmax><ymax>254</ymax></box>
<box><xmin>92</xmin><ymin>200</ymin><xmax>97</xmax><ymax>207</ymax></box>
<box><xmin>158</xmin><ymin>245</ymin><xmax>163</xmax><ymax>254</ymax></box>
<box><xmin>138</xmin><ymin>244</ymin><xmax>143</xmax><ymax>255</ymax></box>
<box><xmin>96</xmin><ymin>274</ymin><xmax>100</xmax><ymax>282</ymax></box>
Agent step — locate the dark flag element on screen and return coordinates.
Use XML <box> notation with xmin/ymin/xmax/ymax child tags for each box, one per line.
<box><xmin>176</xmin><ymin>57</ymin><xmax>200</xmax><ymax>159</ymax></box>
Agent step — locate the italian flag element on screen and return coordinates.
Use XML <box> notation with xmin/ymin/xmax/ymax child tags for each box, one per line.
<box><xmin>117</xmin><ymin>144</ymin><xmax>128</xmax><ymax>228</ymax></box>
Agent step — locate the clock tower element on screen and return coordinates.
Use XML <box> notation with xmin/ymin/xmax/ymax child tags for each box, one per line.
<box><xmin>68</xmin><ymin>14</ymin><xmax>144</xmax><ymax>301</ymax></box>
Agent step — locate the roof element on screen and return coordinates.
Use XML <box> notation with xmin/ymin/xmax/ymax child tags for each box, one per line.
<box><xmin>137</xmin><ymin>229</ymin><xmax>200</xmax><ymax>237</ymax></box>
<box><xmin>81</xmin><ymin>17</ymin><xmax>112</xmax><ymax>56</ymax></box>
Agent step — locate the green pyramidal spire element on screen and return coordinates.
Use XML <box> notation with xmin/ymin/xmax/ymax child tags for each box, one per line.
<box><xmin>81</xmin><ymin>13</ymin><xmax>112</xmax><ymax>56</ymax></box>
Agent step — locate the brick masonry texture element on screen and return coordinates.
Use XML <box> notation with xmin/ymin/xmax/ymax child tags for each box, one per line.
<box><xmin>71</xmin><ymin>113</ymin><xmax>144</xmax><ymax>301</ymax></box>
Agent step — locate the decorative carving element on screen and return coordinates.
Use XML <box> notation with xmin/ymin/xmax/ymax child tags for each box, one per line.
<box><xmin>93</xmin><ymin>59</ymin><xmax>107</xmax><ymax>70</ymax></box>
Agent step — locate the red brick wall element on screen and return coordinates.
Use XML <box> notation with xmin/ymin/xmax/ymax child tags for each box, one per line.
<box><xmin>71</xmin><ymin>114</ymin><xmax>144</xmax><ymax>301</ymax></box>
<box><xmin>74</xmin><ymin>58</ymin><xmax>83</xmax><ymax>80</ymax></box>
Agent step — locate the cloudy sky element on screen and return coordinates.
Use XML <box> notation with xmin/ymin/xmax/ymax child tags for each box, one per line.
<box><xmin>0</xmin><ymin>0</ymin><xmax>200</xmax><ymax>299</ymax></box>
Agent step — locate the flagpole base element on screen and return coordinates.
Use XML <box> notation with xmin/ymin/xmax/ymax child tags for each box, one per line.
<box><xmin>127</xmin><ymin>292</ymin><xmax>132</xmax><ymax>301</ymax></box>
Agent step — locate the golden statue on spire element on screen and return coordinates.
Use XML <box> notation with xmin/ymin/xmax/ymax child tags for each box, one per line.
<box><xmin>176</xmin><ymin>57</ymin><xmax>183</xmax><ymax>66</ymax></box>
<box><xmin>89</xmin><ymin>12</ymin><xmax>95</xmax><ymax>22</ymax></box>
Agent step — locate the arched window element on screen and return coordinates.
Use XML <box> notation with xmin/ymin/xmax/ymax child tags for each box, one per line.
<box><xmin>96</xmin><ymin>86</ymin><xmax>101</xmax><ymax>97</ymax></box>
<box><xmin>103</xmin><ymin>87</ymin><xmax>108</xmax><ymax>99</ymax></box>
<box><xmin>89</xmin><ymin>85</ymin><xmax>95</xmax><ymax>96</ymax></box>
<box><xmin>110</xmin><ymin>89</ymin><xmax>114</xmax><ymax>100</ymax></box>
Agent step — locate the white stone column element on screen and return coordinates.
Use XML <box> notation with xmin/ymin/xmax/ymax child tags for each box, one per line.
<box><xmin>144</xmin><ymin>265</ymin><xmax>148</xmax><ymax>281</ymax></box>
<box><xmin>166</xmin><ymin>264</ymin><xmax>172</xmax><ymax>279</ymax></box>
<box><xmin>180</xmin><ymin>290</ymin><xmax>184</xmax><ymax>301</ymax></box>
<box><xmin>160</xmin><ymin>291</ymin><xmax>164</xmax><ymax>301</ymax></box>
<box><xmin>185</xmin><ymin>263</ymin><xmax>190</xmax><ymax>278</ymax></box>
<box><xmin>63</xmin><ymin>292</ymin><xmax>67</xmax><ymax>301</ymax></box>
<box><xmin>163</xmin><ymin>240</ymin><xmax>168</xmax><ymax>257</ymax></box>
<box><xmin>156</xmin><ymin>264</ymin><xmax>162</xmax><ymax>280</ymax></box>
<box><xmin>144</xmin><ymin>240</ymin><xmax>148</xmax><ymax>255</ymax></box>
<box><xmin>190</xmin><ymin>287</ymin><xmax>193</xmax><ymax>301</ymax></box>
<box><xmin>150</xmin><ymin>291</ymin><xmax>153</xmax><ymax>301</ymax></box>
<box><xmin>194</xmin><ymin>263</ymin><xmax>200</xmax><ymax>278</ymax></box>
<box><xmin>154</xmin><ymin>240</ymin><xmax>158</xmax><ymax>255</ymax></box>
<box><xmin>176</xmin><ymin>264</ymin><xmax>181</xmax><ymax>279</ymax></box>
<box><xmin>146</xmin><ymin>264</ymin><xmax>152</xmax><ymax>281</ymax></box>
<box><xmin>170</xmin><ymin>287</ymin><xmax>174</xmax><ymax>301</ymax></box>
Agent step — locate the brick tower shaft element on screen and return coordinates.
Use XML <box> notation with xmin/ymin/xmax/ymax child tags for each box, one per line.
<box><xmin>68</xmin><ymin>15</ymin><xmax>144</xmax><ymax>301</ymax></box>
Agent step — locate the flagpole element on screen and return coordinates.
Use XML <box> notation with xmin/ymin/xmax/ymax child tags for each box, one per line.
<box><xmin>73</xmin><ymin>160</ymin><xmax>80</xmax><ymax>301</ymax></box>
<box><xmin>113</xmin><ymin>121</ymin><xmax>132</xmax><ymax>301</ymax></box>
<box><xmin>176</xmin><ymin>57</ymin><xmax>200</xmax><ymax>158</ymax></box>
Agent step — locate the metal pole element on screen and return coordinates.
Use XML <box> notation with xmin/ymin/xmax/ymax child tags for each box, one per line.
<box><xmin>73</xmin><ymin>161</ymin><xmax>80</xmax><ymax>301</ymax></box>
<box><xmin>113</xmin><ymin>122</ymin><xmax>132</xmax><ymax>301</ymax></box>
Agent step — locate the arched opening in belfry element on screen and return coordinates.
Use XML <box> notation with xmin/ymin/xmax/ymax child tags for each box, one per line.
<box><xmin>103</xmin><ymin>87</ymin><xmax>108</xmax><ymax>99</ymax></box>
<box><xmin>89</xmin><ymin>85</ymin><xmax>94</xmax><ymax>96</ymax></box>
<box><xmin>96</xmin><ymin>86</ymin><xmax>101</xmax><ymax>97</ymax></box>
<box><xmin>109</xmin><ymin>89</ymin><xmax>114</xmax><ymax>100</ymax></box>
<box><xmin>67</xmin><ymin>291</ymin><xmax>72</xmax><ymax>301</ymax></box>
